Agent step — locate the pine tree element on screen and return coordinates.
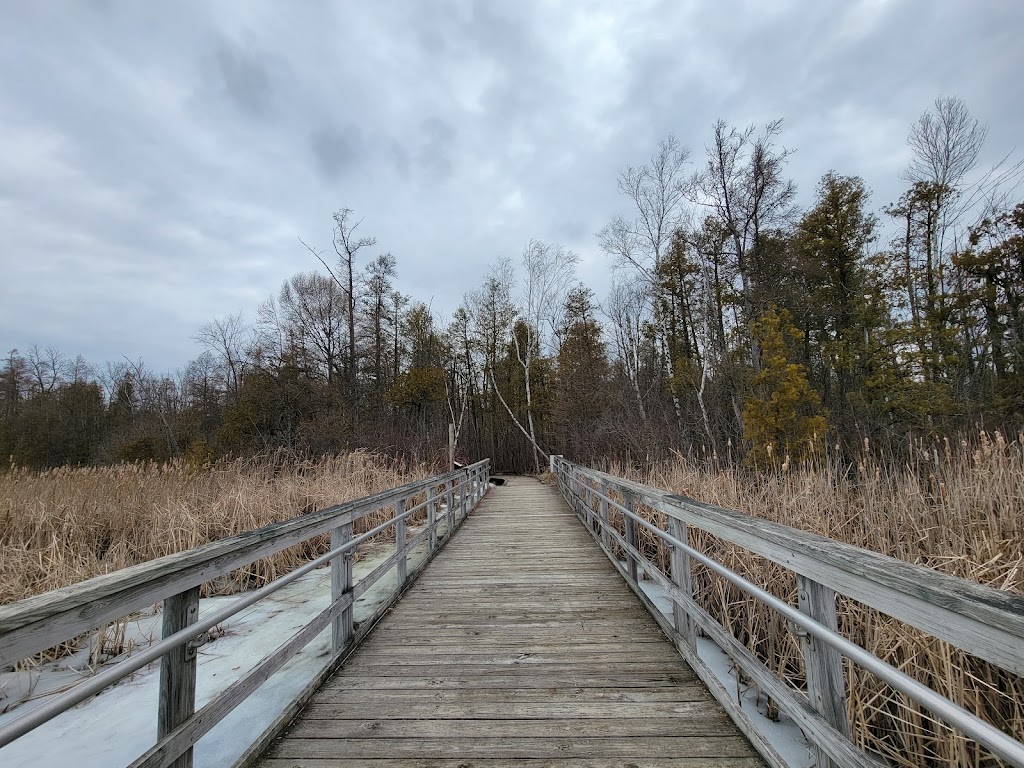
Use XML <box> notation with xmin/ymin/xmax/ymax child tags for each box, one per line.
<box><xmin>742</xmin><ymin>307</ymin><xmax>827</xmax><ymax>466</ymax></box>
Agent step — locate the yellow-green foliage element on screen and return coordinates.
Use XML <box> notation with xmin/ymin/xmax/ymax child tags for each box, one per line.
<box><xmin>742</xmin><ymin>306</ymin><xmax>827</xmax><ymax>465</ymax></box>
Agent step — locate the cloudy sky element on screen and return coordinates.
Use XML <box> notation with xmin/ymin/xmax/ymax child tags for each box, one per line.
<box><xmin>1</xmin><ymin>0</ymin><xmax>1021</xmax><ymax>371</ymax></box>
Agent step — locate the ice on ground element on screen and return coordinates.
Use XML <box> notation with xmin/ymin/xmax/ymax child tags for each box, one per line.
<box><xmin>635</xmin><ymin>567</ymin><xmax>813</xmax><ymax>768</ymax></box>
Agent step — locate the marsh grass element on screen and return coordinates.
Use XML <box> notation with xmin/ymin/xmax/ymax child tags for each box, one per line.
<box><xmin>0</xmin><ymin>450</ymin><xmax>435</xmax><ymax>608</ymax></box>
<box><xmin>607</xmin><ymin>433</ymin><xmax>1023</xmax><ymax>767</ymax></box>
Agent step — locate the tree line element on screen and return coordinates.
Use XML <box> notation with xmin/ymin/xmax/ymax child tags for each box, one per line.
<box><xmin>2</xmin><ymin>96</ymin><xmax>1022</xmax><ymax>473</ymax></box>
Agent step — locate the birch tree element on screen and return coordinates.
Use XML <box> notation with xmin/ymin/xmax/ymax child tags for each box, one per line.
<box><xmin>511</xmin><ymin>240</ymin><xmax>579</xmax><ymax>472</ymax></box>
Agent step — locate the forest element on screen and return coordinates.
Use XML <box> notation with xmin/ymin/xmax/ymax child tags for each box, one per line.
<box><xmin>2</xmin><ymin>96</ymin><xmax>1022</xmax><ymax>474</ymax></box>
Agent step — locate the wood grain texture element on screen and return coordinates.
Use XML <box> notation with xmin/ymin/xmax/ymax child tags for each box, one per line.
<box><xmin>254</xmin><ymin>477</ymin><xmax>764</xmax><ymax>767</ymax></box>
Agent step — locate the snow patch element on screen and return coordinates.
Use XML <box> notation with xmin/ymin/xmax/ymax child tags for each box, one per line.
<box><xmin>635</xmin><ymin>565</ymin><xmax>813</xmax><ymax>768</ymax></box>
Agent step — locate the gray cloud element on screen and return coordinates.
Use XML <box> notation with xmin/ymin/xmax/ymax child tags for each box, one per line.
<box><xmin>213</xmin><ymin>41</ymin><xmax>275</xmax><ymax>118</ymax></box>
<box><xmin>310</xmin><ymin>123</ymin><xmax>363</xmax><ymax>180</ymax></box>
<box><xmin>416</xmin><ymin>118</ymin><xmax>456</xmax><ymax>180</ymax></box>
<box><xmin>1</xmin><ymin>0</ymin><xmax>1022</xmax><ymax>371</ymax></box>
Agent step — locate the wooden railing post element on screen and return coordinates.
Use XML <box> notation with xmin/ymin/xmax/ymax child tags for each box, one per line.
<box><xmin>395</xmin><ymin>499</ymin><xmax>408</xmax><ymax>586</ymax></box>
<box><xmin>797</xmin><ymin>575</ymin><xmax>850</xmax><ymax>768</ymax></box>
<box><xmin>623</xmin><ymin>492</ymin><xmax>638</xmax><ymax>584</ymax></box>
<box><xmin>668</xmin><ymin>516</ymin><xmax>697</xmax><ymax>650</ymax></box>
<box><xmin>445</xmin><ymin>479</ymin><xmax>455</xmax><ymax>542</ymax></box>
<box><xmin>158</xmin><ymin>586</ymin><xmax>200</xmax><ymax>768</ymax></box>
<box><xmin>427</xmin><ymin>486</ymin><xmax>438</xmax><ymax>554</ymax></box>
<box><xmin>459</xmin><ymin>473</ymin><xmax>468</xmax><ymax>521</ymax></box>
<box><xmin>331</xmin><ymin>520</ymin><xmax>353</xmax><ymax>653</ymax></box>
<box><xmin>576</xmin><ymin>471</ymin><xmax>583</xmax><ymax>515</ymax></box>
<box><xmin>599</xmin><ymin>482</ymin><xmax>609</xmax><ymax>549</ymax></box>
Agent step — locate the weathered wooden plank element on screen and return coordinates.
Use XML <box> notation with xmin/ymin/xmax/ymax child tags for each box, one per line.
<box><xmin>265</xmin><ymin>736</ymin><xmax>758</xmax><ymax>760</ymax></box>
<box><xmin>354</xmin><ymin>638</ymin><xmax>671</xmax><ymax>651</ymax></box>
<box><xmin>341</xmin><ymin>650</ymin><xmax>682</xmax><ymax>665</ymax></box>
<box><xmin>332</xmin><ymin>661</ymin><xmax>686</xmax><ymax>677</ymax></box>
<box><xmin>259</xmin><ymin>759</ymin><xmax>767</xmax><ymax>768</ymax></box>
<box><xmin>319</xmin><ymin>674</ymin><xmax>701</xmax><ymax>690</ymax></box>
<box><xmin>296</xmin><ymin>701</ymin><xmax>720</xmax><ymax>719</ymax></box>
<box><xmin>364</xmin><ymin>628</ymin><xmax>665</xmax><ymax>641</ymax></box>
<box><xmin>313</xmin><ymin>687</ymin><xmax>713</xmax><ymax>704</ymax></box>
<box><xmin>284</xmin><ymin>716</ymin><xmax>731</xmax><ymax>738</ymax></box>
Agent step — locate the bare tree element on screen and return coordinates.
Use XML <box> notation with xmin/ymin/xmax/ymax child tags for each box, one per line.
<box><xmin>698</xmin><ymin>119</ymin><xmax>797</xmax><ymax>369</ymax></box>
<box><xmin>599</xmin><ymin>134</ymin><xmax>693</xmax><ymax>277</ymax></box>
<box><xmin>26</xmin><ymin>345</ymin><xmax>65</xmax><ymax>394</ymax></box>
<box><xmin>603</xmin><ymin>275</ymin><xmax>650</xmax><ymax>421</ymax></box>
<box><xmin>600</xmin><ymin>135</ymin><xmax>695</xmax><ymax>427</ymax></box>
<box><xmin>904</xmin><ymin>96</ymin><xmax>987</xmax><ymax>192</ymax></box>
<box><xmin>332</xmin><ymin>209</ymin><xmax>377</xmax><ymax>407</ymax></box>
<box><xmin>193</xmin><ymin>312</ymin><xmax>250</xmax><ymax>404</ymax></box>
<box><xmin>512</xmin><ymin>240</ymin><xmax>579</xmax><ymax>472</ymax></box>
<box><xmin>278</xmin><ymin>272</ymin><xmax>347</xmax><ymax>385</ymax></box>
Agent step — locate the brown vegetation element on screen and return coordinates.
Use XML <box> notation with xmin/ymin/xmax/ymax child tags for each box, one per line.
<box><xmin>0</xmin><ymin>451</ymin><xmax>434</xmax><ymax>606</ymax></box>
<box><xmin>611</xmin><ymin>433</ymin><xmax>1023</xmax><ymax>767</ymax></box>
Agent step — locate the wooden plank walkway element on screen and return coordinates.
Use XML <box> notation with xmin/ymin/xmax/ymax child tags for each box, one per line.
<box><xmin>257</xmin><ymin>476</ymin><xmax>765</xmax><ymax>767</ymax></box>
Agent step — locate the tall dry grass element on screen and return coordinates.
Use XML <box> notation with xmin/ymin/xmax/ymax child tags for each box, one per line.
<box><xmin>611</xmin><ymin>433</ymin><xmax>1023</xmax><ymax>768</ymax></box>
<box><xmin>0</xmin><ymin>451</ymin><xmax>435</xmax><ymax>607</ymax></box>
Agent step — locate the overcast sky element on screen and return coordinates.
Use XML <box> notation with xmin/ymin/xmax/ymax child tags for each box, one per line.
<box><xmin>1</xmin><ymin>0</ymin><xmax>1021</xmax><ymax>372</ymax></box>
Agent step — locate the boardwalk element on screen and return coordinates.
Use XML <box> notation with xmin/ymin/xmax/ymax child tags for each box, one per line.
<box><xmin>257</xmin><ymin>477</ymin><xmax>764</xmax><ymax>767</ymax></box>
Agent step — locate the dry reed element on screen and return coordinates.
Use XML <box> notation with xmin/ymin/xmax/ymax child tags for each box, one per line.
<box><xmin>0</xmin><ymin>451</ymin><xmax>435</xmax><ymax>607</ymax></box>
<box><xmin>610</xmin><ymin>432</ymin><xmax>1023</xmax><ymax>768</ymax></box>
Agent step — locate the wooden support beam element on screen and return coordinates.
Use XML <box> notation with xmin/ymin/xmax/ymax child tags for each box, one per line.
<box><xmin>158</xmin><ymin>586</ymin><xmax>200</xmax><ymax>768</ymax></box>
<box><xmin>623</xmin><ymin>493</ymin><xmax>638</xmax><ymax>584</ymax></box>
<box><xmin>459</xmin><ymin>475</ymin><xmax>468</xmax><ymax>521</ymax></box>
<box><xmin>668</xmin><ymin>517</ymin><xmax>697</xmax><ymax>651</ymax></box>
<box><xmin>331</xmin><ymin>521</ymin><xmax>354</xmax><ymax>654</ymax></box>
<box><xmin>798</xmin><ymin>575</ymin><xmax>850</xmax><ymax>768</ymax></box>
<box><xmin>445</xmin><ymin>480</ymin><xmax>455</xmax><ymax>543</ymax></box>
<box><xmin>427</xmin><ymin>487</ymin><xmax>438</xmax><ymax>554</ymax></box>
<box><xmin>599</xmin><ymin>482</ymin><xmax>610</xmax><ymax>548</ymax></box>
<box><xmin>395</xmin><ymin>499</ymin><xmax>408</xmax><ymax>586</ymax></box>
